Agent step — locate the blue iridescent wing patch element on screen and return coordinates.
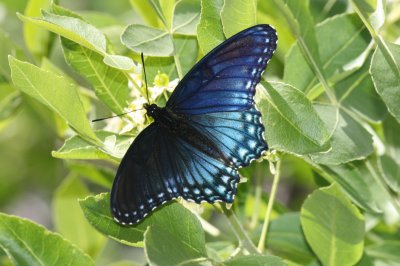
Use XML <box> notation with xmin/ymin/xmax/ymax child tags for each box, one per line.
<box><xmin>189</xmin><ymin>106</ymin><xmax>268</xmax><ymax>168</ymax></box>
<box><xmin>167</xmin><ymin>24</ymin><xmax>277</xmax><ymax>114</ymax></box>
<box><xmin>111</xmin><ymin>24</ymin><xmax>277</xmax><ymax>225</ymax></box>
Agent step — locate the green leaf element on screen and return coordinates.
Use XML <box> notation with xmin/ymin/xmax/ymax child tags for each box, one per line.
<box><xmin>267</xmin><ymin>213</ymin><xmax>315</xmax><ymax>264</ymax></box>
<box><xmin>284</xmin><ymin>13</ymin><xmax>371</xmax><ymax>94</ymax></box>
<box><xmin>319</xmin><ymin>160</ymin><xmax>391</xmax><ymax>214</ymax></box>
<box><xmin>0</xmin><ymin>83</ymin><xmax>21</xmax><ymax>121</ymax></box>
<box><xmin>224</xmin><ymin>255</ymin><xmax>285</xmax><ymax>266</ymax></box>
<box><xmin>309</xmin><ymin>0</ymin><xmax>348</xmax><ymax>23</ymax></box>
<box><xmin>159</xmin><ymin>0</ymin><xmax>175</xmax><ymax>28</ymax></box>
<box><xmin>103</xmin><ymin>54</ymin><xmax>135</xmax><ymax>71</ymax></box>
<box><xmin>335</xmin><ymin>56</ymin><xmax>387</xmax><ymax>123</ymax></box>
<box><xmin>378</xmin><ymin>154</ymin><xmax>400</xmax><ymax>193</ymax></box>
<box><xmin>310</xmin><ymin>104</ymin><xmax>374</xmax><ymax>165</ymax></box>
<box><xmin>121</xmin><ymin>24</ymin><xmax>174</xmax><ymax>57</ymax></box>
<box><xmin>61</xmin><ymin>38</ymin><xmax>130</xmax><ymax>114</ymax></box>
<box><xmin>370</xmin><ymin>42</ymin><xmax>400</xmax><ymax>123</ymax></box>
<box><xmin>23</xmin><ymin>0</ymin><xmax>52</xmax><ymax>60</ymax></box>
<box><xmin>351</xmin><ymin>1</ymin><xmax>400</xmax><ymax>116</ymax></box>
<box><xmin>206</xmin><ymin>242</ymin><xmax>236</xmax><ymax>262</ymax></box>
<box><xmin>129</xmin><ymin>0</ymin><xmax>160</xmax><ymax>27</ymax></box>
<box><xmin>144</xmin><ymin>214</ymin><xmax>207</xmax><ymax>266</ymax></box>
<box><xmin>18</xmin><ymin>11</ymin><xmax>107</xmax><ymax>53</ymax></box>
<box><xmin>42</xmin><ymin>10</ymin><xmax>106</xmax><ymax>51</ymax></box>
<box><xmin>80</xmin><ymin>12</ymin><xmax>122</xmax><ymax>29</ymax></box>
<box><xmin>366</xmin><ymin>241</ymin><xmax>400</xmax><ymax>262</ymax></box>
<box><xmin>352</xmin><ymin>0</ymin><xmax>385</xmax><ymax>31</ymax></box>
<box><xmin>40</xmin><ymin>57</ymin><xmax>71</xmax><ymax>79</ymax></box>
<box><xmin>274</xmin><ymin>0</ymin><xmax>340</xmax><ymax>103</ymax></box>
<box><xmin>0</xmin><ymin>213</ymin><xmax>94</xmax><ymax>265</ymax></box>
<box><xmin>149</xmin><ymin>0</ymin><xmax>175</xmax><ymax>29</ymax></box>
<box><xmin>49</xmin><ymin>4</ymin><xmax>135</xmax><ymax>71</ymax></box>
<box><xmin>68</xmin><ymin>162</ymin><xmax>114</xmax><ymax>188</ymax></box>
<box><xmin>378</xmin><ymin>115</ymin><xmax>400</xmax><ymax>193</ymax></box>
<box><xmin>79</xmin><ymin>193</ymin><xmax>202</xmax><ymax>247</ymax></box>
<box><xmin>39</xmin><ymin>58</ymin><xmax>81</xmax><ymax>138</ymax></box>
<box><xmin>221</xmin><ymin>0</ymin><xmax>256</xmax><ymax>37</ymax></box>
<box><xmin>357</xmin><ymin>253</ymin><xmax>375</xmax><ymax>266</ymax></box>
<box><xmin>172</xmin><ymin>0</ymin><xmax>201</xmax><ymax>35</ymax></box>
<box><xmin>197</xmin><ymin>0</ymin><xmax>225</xmax><ymax>54</ymax></box>
<box><xmin>383</xmin><ymin>115</ymin><xmax>400</xmax><ymax>160</ymax></box>
<box><xmin>0</xmin><ymin>29</ymin><xmax>25</xmax><ymax>80</ymax></box>
<box><xmin>51</xmin><ymin>3</ymin><xmax>84</xmax><ymax>19</ymax></box>
<box><xmin>173</xmin><ymin>35</ymin><xmax>199</xmax><ymax>77</ymax></box>
<box><xmin>145</xmin><ymin>56</ymin><xmax>177</xmax><ymax>82</ymax></box>
<box><xmin>9</xmin><ymin>56</ymin><xmax>99</xmax><ymax>143</ymax></box>
<box><xmin>53</xmin><ymin>174</ymin><xmax>106</xmax><ymax>257</ymax></box>
<box><xmin>257</xmin><ymin>82</ymin><xmax>330</xmax><ymax>155</ymax></box>
<box><xmin>52</xmin><ymin>131</ymin><xmax>132</xmax><ymax>160</ymax></box>
<box><xmin>80</xmin><ymin>193</ymin><xmax>146</xmax><ymax>247</ymax></box>
<box><xmin>300</xmin><ymin>183</ymin><xmax>365</xmax><ymax>266</ymax></box>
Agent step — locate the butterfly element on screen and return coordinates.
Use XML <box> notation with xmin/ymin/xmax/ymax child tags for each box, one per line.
<box><xmin>111</xmin><ymin>24</ymin><xmax>277</xmax><ymax>225</ymax></box>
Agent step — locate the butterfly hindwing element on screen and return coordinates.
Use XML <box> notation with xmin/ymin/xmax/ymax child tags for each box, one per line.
<box><xmin>167</xmin><ymin>24</ymin><xmax>277</xmax><ymax>114</ymax></box>
<box><xmin>189</xmin><ymin>106</ymin><xmax>267</xmax><ymax>168</ymax></box>
<box><xmin>111</xmin><ymin>123</ymin><xmax>239</xmax><ymax>225</ymax></box>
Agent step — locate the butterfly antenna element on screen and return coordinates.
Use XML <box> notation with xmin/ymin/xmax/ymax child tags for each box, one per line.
<box><xmin>91</xmin><ymin>108</ymin><xmax>144</xmax><ymax>122</ymax></box>
<box><xmin>141</xmin><ymin>53</ymin><xmax>150</xmax><ymax>104</ymax></box>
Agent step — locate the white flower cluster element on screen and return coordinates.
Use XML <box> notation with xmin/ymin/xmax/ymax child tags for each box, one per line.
<box><xmin>104</xmin><ymin>71</ymin><xmax>179</xmax><ymax>134</ymax></box>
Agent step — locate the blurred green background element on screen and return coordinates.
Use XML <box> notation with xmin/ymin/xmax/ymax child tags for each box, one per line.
<box><xmin>0</xmin><ymin>0</ymin><xmax>136</xmax><ymax>227</ymax></box>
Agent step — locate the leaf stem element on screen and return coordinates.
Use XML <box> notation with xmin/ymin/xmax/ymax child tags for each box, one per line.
<box><xmin>257</xmin><ymin>160</ymin><xmax>281</xmax><ymax>252</ymax></box>
<box><xmin>174</xmin><ymin>55</ymin><xmax>184</xmax><ymax>79</ymax></box>
<box><xmin>220</xmin><ymin>204</ymin><xmax>260</xmax><ymax>254</ymax></box>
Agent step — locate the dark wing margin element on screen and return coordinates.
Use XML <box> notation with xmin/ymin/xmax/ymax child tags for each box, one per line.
<box><xmin>166</xmin><ymin>24</ymin><xmax>277</xmax><ymax>115</ymax></box>
<box><xmin>111</xmin><ymin>123</ymin><xmax>240</xmax><ymax>225</ymax></box>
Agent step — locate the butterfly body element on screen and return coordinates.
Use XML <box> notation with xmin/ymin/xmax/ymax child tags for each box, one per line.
<box><xmin>111</xmin><ymin>25</ymin><xmax>277</xmax><ymax>225</ymax></box>
<box><xmin>145</xmin><ymin>103</ymin><xmax>229</xmax><ymax>164</ymax></box>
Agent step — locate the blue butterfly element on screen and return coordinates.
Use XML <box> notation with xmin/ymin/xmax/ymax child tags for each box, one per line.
<box><xmin>111</xmin><ymin>24</ymin><xmax>277</xmax><ymax>225</ymax></box>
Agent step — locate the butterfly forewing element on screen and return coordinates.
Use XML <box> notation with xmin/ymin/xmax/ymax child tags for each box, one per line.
<box><xmin>167</xmin><ymin>24</ymin><xmax>277</xmax><ymax>115</ymax></box>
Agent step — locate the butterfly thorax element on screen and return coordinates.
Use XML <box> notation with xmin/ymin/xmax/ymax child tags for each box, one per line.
<box><xmin>145</xmin><ymin>104</ymin><xmax>181</xmax><ymax>129</ymax></box>
<box><xmin>144</xmin><ymin>103</ymin><xmax>232</xmax><ymax>166</ymax></box>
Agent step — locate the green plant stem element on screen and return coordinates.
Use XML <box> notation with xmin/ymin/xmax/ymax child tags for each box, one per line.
<box><xmin>249</xmin><ymin>165</ymin><xmax>263</xmax><ymax>229</ymax></box>
<box><xmin>174</xmin><ymin>55</ymin><xmax>184</xmax><ymax>79</ymax></box>
<box><xmin>220</xmin><ymin>204</ymin><xmax>259</xmax><ymax>254</ymax></box>
<box><xmin>250</xmin><ymin>185</ymin><xmax>262</xmax><ymax>230</ymax></box>
<box><xmin>257</xmin><ymin>160</ymin><xmax>282</xmax><ymax>252</ymax></box>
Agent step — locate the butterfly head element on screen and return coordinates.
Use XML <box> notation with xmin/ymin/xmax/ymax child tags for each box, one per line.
<box><xmin>144</xmin><ymin>103</ymin><xmax>159</xmax><ymax>119</ymax></box>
